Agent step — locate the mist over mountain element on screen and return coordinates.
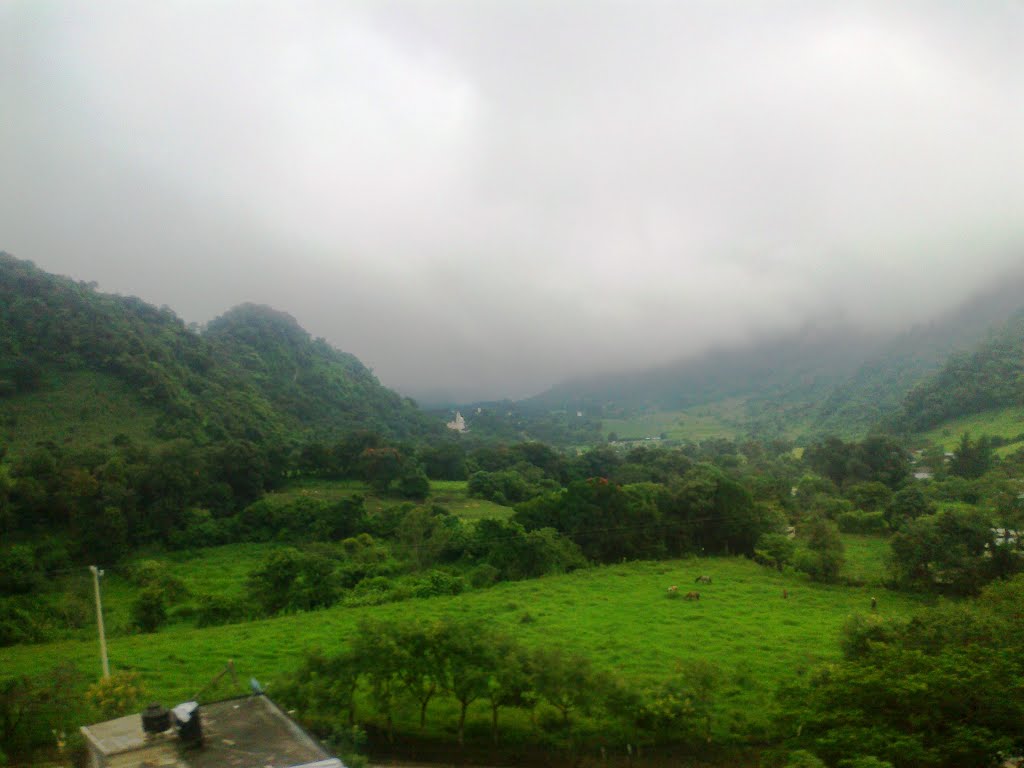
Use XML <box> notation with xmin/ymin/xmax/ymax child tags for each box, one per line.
<box><xmin>2</xmin><ymin>2</ymin><xmax>1022</xmax><ymax>402</ymax></box>
<box><xmin>525</xmin><ymin>270</ymin><xmax>1024</xmax><ymax>438</ymax></box>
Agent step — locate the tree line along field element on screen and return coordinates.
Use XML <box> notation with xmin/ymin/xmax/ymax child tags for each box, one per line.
<box><xmin>1</xmin><ymin>547</ymin><xmax>929</xmax><ymax>748</ymax></box>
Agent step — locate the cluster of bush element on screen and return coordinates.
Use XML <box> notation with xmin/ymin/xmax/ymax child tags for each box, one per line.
<box><xmin>275</xmin><ymin>615</ymin><xmax>724</xmax><ymax>757</ymax></box>
<box><xmin>238</xmin><ymin>510</ymin><xmax>587</xmax><ymax>621</ymax></box>
<box><xmin>778</xmin><ymin>576</ymin><xmax>1024</xmax><ymax>768</ymax></box>
<box><xmin>275</xmin><ymin>579</ymin><xmax>1024</xmax><ymax>768</ymax></box>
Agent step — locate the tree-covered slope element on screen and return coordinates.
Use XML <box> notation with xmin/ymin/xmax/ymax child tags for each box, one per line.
<box><xmin>816</xmin><ymin>276</ymin><xmax>1024</xmax><ymax>435</ymax></box>
<box><xmin>204</xmin><ymin>303</ymin><xmax>436</xmax><ymax>440</ymax></box>
<box><xmin>528</xmin><ymin>273</ymin><xmax>1024</xmax><ymax>440</ymax></box>
<box><xmin>530</xmin><ymin>325</ymin><xmax>885</xmax><ymax>416</ymax></box>
<box><xmin>896</xmin><ymin>310</ymin><xmax>1024</xmax><ymax>432</ymax></box>
<box><xmin>0</xmin><ymin>254</ymin><xmax>436</xmax><ymax>451</ymax></box>
<box><xmin>0</xmin><ymin>253</ymin><xmax>283</xmax><ymax>446</ymax></box>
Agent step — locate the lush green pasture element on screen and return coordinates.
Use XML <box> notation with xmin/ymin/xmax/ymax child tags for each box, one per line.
<box><xmin>35</xmin><ymin>479</ymin><xmax>514</xmax><ymax>643</ymax></box>
<box><xmin>919</xmin><ymin>405</ymin><xmax>1024</xmax><ymax>454</ymax></box>
<box><xmin>6</xmin><ymin>556</ymin><xmax>929</xmax><ymax>742</ymax></box>
<box><xmin>426</xmin><ymin>479</ymin><xmax>516</xmax><ymax>521</ymax></box>
<box><xmin>604</xmin><ymin>402</ymin><xmax>744</xmax><ymax>442</ymax></box>
<box><xmin>44</xmin><ymin>531</ymin><xmax>894</xmax><ymax>635</ymax></box>
<box><xmin>840</xmin><ymin>534</ymin><xmax>890</xmax><ymax>585</ymax></box>
<box><xmin>0</xmin><ymin>371</ymin><xmax>163</xmax><ymax>456</ymax></box>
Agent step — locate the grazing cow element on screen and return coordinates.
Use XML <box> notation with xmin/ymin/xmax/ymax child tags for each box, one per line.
<box><xmin>684</xmin><ymin>591</ymin><xmax>700</xmax><ymax>601</ymax></box>
<box><xmin>695</xmin><ymin>575</ymin><xmax>712</xmax><ymax>585</ymax></box>
<box><xmin>871</xmin><ymin>597</ymin><xmax>877</xmax><ymax>610</ymax></box>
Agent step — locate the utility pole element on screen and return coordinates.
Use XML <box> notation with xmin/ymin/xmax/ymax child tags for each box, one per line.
<box><xmin>89</xmin><ymin>566</ymin><xmax>110</xmax><ymax>679</ymax></box>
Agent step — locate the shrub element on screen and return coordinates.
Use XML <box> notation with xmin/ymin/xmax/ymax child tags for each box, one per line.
<box><xmin>469</xmin><ymin>563</ymin><xmax>500</xmax><ymax>588</ymax></box>
<box><xmin>468</xmin><ymin>470</ymin><xmax>533</xmax><ymax>504</ymax></box>
<box><xmin>412</xmin><ymin>570</ymin><xmax>464</xmax><ymax>598</ymax></box>
<box><xmin>127</xmin><ymin>560</ymin><xmax>189</xmax><ymax>604</ymax></box>
<box><xmin>0</xmin><ymin>598</ymin><xmax>46</xmax><ymax>647</ymax></box>
<box><xmin>352</xmin><ymin>575</ymin><xmax>394</xmax><ymax>595</ymax></box>
<box><xmin>246</xmin><ymin>548</ymin><xmax>339</xmax><ymax>615</ymax></box>
<box><xmin>194</xmin><ymin>594</ymin><xmax>248</xmax><ymax>628</ymax></box>
<box><xmin>754</xmin><ymin>532</ymin><xmax>796</xmax><ymax>571</ymax></box>
<box><xmin>86</xmin><ymin>671</ymin><xmax>146</xmax><ymax>720</ymax></box>
<box><xmin>53</xmin><ymin>593</ymin><xmax>91</xmax><ymax>630</ymax></box>
<box><xmin>0</xmin><ymin>546</ymin><xmax>38</xmax><ymax>595</ymax></box>
<box><xmin>396</xmin><ymin>468</ymin><xmax>430</xmax><ymax>499</ymax></box>
<box><xmin>839</xmin><ymin>613</ymin><xmax>899</xmax><ymax>660</ymax></box>
<box><xmin>131</xmin><ymin>588</ymin><xmax>168</xmax><ymax>633</ymax></box>
<box><xmin>795</xmin><ymin>517</ymin><xmax>844</xmax><ymax>583</ymax></box>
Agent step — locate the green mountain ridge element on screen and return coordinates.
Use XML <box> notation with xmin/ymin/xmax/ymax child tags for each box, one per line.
<box><xmin>5</xmin><ymin>251</ymin><xmax>1024</xmax><ymax>454</ymax></box>
<box><xmin>896</xmin><ymin>309</ymin><xmax>1024</xmax><ymax>433</ymax></box>
<box><xmin>819</xmin><ymin>278</ymin><xmax>1024</xmax><ymax>435</ymax></box>
<box><xmin>0</xmin><ymin>254</ymin><xmax>437</xmax><ymax>454</ymax></box>
<box><xmin>526</xmin><ymin>274</ymin><xmax>1024</xmax><ymax>441</ymax></box>
<box><xmin>204</xmin><ymin>303</ymin><xmax>436</xmax><ymax>440</ymax></box>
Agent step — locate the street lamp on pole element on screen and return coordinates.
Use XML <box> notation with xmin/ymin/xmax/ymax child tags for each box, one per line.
<box><xmin>89</xmin><ymin>565</ymin><xmax>110</xmax><ymax>678</ymax></box>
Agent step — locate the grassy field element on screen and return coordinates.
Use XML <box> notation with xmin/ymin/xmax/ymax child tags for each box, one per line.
<box><xmin>4</xmin><ymin>552</ymin><xmax>929</xmax><ymax>744</ymax></box>
<box><xmin>840</xmin><ymin>534</ymin><xmax>891</xmax><ymax>585</ymax></box>
<box><xmin>48</xmin><ymin>532</ymin><xmax>897</xmax><ymax>634</ymax></box>
<box><xmin>604</xmin><ymin>401</ymin><xmax>746</xmax><ymax>442</ymax></box>
<box><xmin>423</xmin><ymin>480</ymin><xmax>516</xmax><ymax>521</ymax></box>
<box><xmin>0</xmin><ymin>371</ymin><xmax>164</xmax><ymax>456</ymax></box>
<box><xmin>8</xmin><ymin>467</ymin><xmax>913</xmax><ymax>751</ymax></box>
<box><xmin>39</xmin><ymin>479</ymin><xmax>513</xmax><ymax>640</ymax></box>
<box><xmin>919</xmin><ymin>405</ymin><xmax>1024</xmax><ymax>456</ymax></box>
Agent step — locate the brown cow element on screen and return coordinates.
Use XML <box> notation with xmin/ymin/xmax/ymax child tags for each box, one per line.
<box><xmin>684</xmin><ymin>591</ymin><xmax>700</xmax><ymax>601</ymax></box>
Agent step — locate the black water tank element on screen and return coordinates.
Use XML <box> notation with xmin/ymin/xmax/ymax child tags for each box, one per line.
<box><xmin>172</xmin><ymin>701</ymin><xmax>203</xmax><ymax>747</ymax></box>
<box><xmin>141</xmin><ymin>704</ymin><xmax>170</xmax><ymax>734</ymax></box>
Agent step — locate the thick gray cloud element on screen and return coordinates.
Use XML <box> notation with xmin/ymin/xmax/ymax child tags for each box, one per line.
<box><xmin>2</xmin><ymin>0</ymin><xmax>1022</xmax><ymax>402</ymax></box>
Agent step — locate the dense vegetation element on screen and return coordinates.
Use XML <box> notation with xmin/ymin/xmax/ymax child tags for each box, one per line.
<box><xmin>531</xmin><ymin>276</ymin><xmax>1024</xmax><ymax>443</ymax></box>
<box><xmin>4</xmin><ymin>427</ymin><xmax>1023</xmax><ymax>766</ymax></box>
<box><xmin>897</xmin><ymin>311</ymin><xmax>1024</xmax><ymax>432</ymax></box>
<box><xmin>2</xmin><ymin>257</ymin><xmax>1024</xmax><ymax>767</ymax></box>
<box><xmin>204</xmin><ymin>303</ymin><xmax>436</xmax><ymax>440</ymax></box>
<box><xmin>0</xmin><ymin>253</ymin><xmax>436</xmax><ymax>449</ymax></box>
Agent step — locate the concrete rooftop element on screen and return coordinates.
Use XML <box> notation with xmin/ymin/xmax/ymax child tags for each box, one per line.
<box><xmin>81</xmin><ymin>695</ymin><xmax>342</xmax><ymax>768</ymax></box>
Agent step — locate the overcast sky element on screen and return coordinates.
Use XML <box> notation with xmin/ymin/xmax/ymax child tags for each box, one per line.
<box><xmin>2</xmin><ymin>1</ymin><xmax>1022</xmax><ymax>402</ymax></box>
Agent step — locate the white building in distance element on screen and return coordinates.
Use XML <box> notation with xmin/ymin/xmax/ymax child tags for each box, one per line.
<box><xmin>446</xmin><ymin>411</ymin><xmax>466</xmax><ymax>432</ymax></box>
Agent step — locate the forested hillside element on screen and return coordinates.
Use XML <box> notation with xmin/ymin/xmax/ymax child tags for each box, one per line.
<box><xmin>531</xmin><ymin>325</ymin><xmax>884</xmax><ymax>417</ymax></box>
<box><xmin>897</xmin><ymin>310</ymin><xmax>1024</xmax><ymax>432</ymax></box>
<box><xmin>0</xmin><ymin>254</ymin><xmax>436</xmax><ymax>450</ymax></box>
<box><xmin>205</xmin><ymin>303</ymin><xmax>435</xmax><ymax>440</ymax></box>
<box><xmin>529</xmin><ymin>275</ymin><xmax>1024</xmax><ymax>441</ymax></box>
